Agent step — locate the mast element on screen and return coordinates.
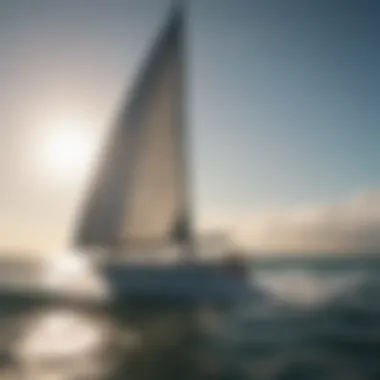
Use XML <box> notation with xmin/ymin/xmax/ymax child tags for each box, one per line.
<box><xmin>172</xmin><ymin>0</ymin><xmax>196</xmax><ymax>261</ymax></box>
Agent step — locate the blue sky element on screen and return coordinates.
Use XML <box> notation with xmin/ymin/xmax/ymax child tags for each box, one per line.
<box><xmin>1</xmin><ymin>0</ymin><xmax>379</xmax><ymax>253</ymax></box>
<box><xmin>191</xmin><ymin>0</ymin><xmax>380</xmax><ymax>209</ymax></box>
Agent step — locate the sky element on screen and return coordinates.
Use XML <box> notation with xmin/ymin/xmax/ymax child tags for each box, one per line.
<box><xmin>0</xmin><ymin>0</ymin><xmax>379</xmax><ymax>255</ymax></box>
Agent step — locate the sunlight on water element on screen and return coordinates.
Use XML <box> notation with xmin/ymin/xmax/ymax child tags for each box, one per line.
<box><xmin>15</xmin><ymin>310</ymin><xmax>108</xmax><ymax>360</ymax></box>
<box><xmin>0</xmin><ymin>305</ymin><xmax>204</xmax><ymax>380</ymax></box>
<box><xmin>42</xmin><ymin>252</ymin><xmax>111</xmax><ymax>301</ymax></box>
<box><xmin>254</xmin><ymin>270</ymin><xmax>367</xmax><ymax>308</ymax></box>
<box><xmin>0</xmin><ymin>262</ymin><xmax>378</xmax><ymax>379</ymax></box>
<box><xmin>12</xmin><ymin>309</ymin><xmax>118</xmax><ymax>380</ymax></box>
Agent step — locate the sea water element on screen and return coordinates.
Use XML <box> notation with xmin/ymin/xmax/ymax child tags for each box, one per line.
<box><xmin>0</xmin><ymin>258</ymin><xmax>379</xmax><ymax>380</ymax></box>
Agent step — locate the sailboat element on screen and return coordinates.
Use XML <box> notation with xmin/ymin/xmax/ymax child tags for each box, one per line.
<box><xmin>73</xmin><ymin>2</ymin><xmax>249</xmax><ymax>304</ymax></box>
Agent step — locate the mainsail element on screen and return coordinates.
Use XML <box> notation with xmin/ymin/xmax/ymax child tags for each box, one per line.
<box><xmin>74</xmin><ymin>3</ymin><xmax>192</xmax><ymax>253</ymax></box>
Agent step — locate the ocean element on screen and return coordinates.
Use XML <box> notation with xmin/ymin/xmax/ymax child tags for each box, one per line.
<box><xmin>0</xmin><ymin>258</ymin><xmax>379</xmax><ymax>380</ymax></box>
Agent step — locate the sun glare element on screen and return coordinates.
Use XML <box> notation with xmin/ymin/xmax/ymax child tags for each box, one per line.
<box><xmin>40</xmin><ymin>123</ymin><xmax>93</xmax><ymax>181</ymax></box>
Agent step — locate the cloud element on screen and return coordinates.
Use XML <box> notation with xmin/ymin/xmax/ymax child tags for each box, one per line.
<box><xmin>233</xmin><ymin>188</ymin><xmax>380</xmax><ymax>254</ymax></box>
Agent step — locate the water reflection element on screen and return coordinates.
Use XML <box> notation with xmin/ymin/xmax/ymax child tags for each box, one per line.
<box><xmin>13</xmin><ymin>309</ymin><xmax>114</xmax><ymax>380</ymax></box>
<box><xmin>0</xmin><ymin>303</ymin><xmax>209</xmax><ymax>380</ymax></box>
<box><xmin>1</xmin><ymin>308</ymin><xmax>108</xmax><ymax>379</ymax></box>
<box><xmin>0</xmin><ymin>264</ymin><xmax>379</xmax><ymax>380</ymax></box>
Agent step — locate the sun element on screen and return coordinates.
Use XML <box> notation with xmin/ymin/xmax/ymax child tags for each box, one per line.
<box><xmin>40</xmin><ymin>122</ymin><xmax>94</xmax><ymax>182</ymax></box>
<box><xmin>45</xmin><ymin>130</ymin><xmax>86</xmax><ymax>171</ymax></box>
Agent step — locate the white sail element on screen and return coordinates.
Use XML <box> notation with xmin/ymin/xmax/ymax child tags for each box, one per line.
<box><xmin>74</xmin><ymin>5</ymin><xmax>192</xmax><ymax>253</ymax></box>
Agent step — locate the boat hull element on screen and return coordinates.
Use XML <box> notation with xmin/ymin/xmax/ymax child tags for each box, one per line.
<box><xmin>102</xmin><ymin>263</ymin><xmax>250</xmax><ymax>304</ymax></box>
